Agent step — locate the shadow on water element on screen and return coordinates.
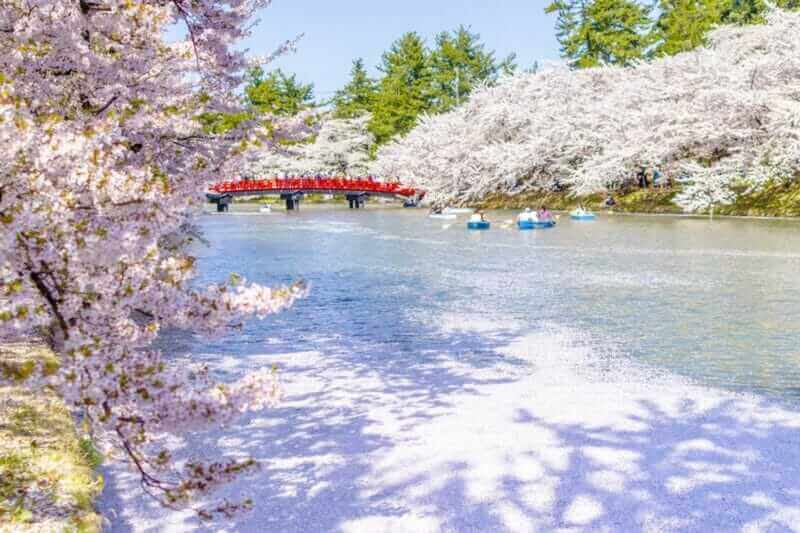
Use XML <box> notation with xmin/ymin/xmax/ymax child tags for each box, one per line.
<box><xmin>99</xmin><ymin>211</ymin><xmax>800</xmax><ymax>531</ymax></box>
<box><xmin>102</xmin><ymin>269</ymin><xmax>531</xmax><ymax>531</ymax></box>
<box><xmin>283</xmin><ymin>398</ymin><xmax>800</xmax><ymax>532</ymax></box>
<box><xmin>506</xmin><ymin>400</ymin><xmax>800</xmax><ymax>531</ymax></box>
<box><xmin>103</xmin><ymin>318</ymin><xmax>800</xmax><ymax>531</ymax></box>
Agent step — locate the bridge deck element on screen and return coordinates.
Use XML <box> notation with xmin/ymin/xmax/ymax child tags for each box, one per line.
<box><xmin>209</xmin><ymin>178</ymin><xmax>422</xmax><ymax>199</ymax></box>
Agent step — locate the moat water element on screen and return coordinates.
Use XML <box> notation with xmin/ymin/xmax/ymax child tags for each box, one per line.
<box><xmin>190</xmin><ymin>206</ymin><xmax>800</xmax><ymax>402</ymax></box>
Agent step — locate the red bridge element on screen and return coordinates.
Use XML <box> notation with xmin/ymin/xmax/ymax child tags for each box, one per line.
<box><xmin>207</xmin><ymin>177</ymin><xmax>424</xmax><ymax>211</ymax></box>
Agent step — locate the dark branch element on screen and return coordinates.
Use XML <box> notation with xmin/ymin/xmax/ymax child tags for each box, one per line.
<box><xmin>171</xmin><ymin>0</ymin><xmax>202</xmax><ymax>69</ymax></box>
<box><xmin>115</xmin><ymin>425</ymin><xmax>182</xmax><ymax>507</ymax></box>
<box><xmin>94</xmin><ymin>95</ymin><xmax>118</xmax><ymax>115</ymax></box>
<box><xmin>29</xmin><ymin>270</ymin><xmax>70</xmax><ymax>339</ymax></box>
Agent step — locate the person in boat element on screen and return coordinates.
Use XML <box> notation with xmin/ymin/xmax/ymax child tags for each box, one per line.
<box><xmin>538</xmin><ymin>206</ymin><xmax>553</xmax><ymax>221</ymax></box>
<box><xmin>517</xmin><ymin>207</ymin><xmax>536</xmax><ymax>222</ymax></box>
<box><xmin>471</xmin><ymin>210</ymin><xmax>487</xmax><ymax>222</ymax></box>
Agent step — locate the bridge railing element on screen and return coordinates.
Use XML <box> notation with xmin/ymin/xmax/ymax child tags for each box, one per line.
<box><xmin>209</xmin><ymin>177</ymin><xmax>421</xmax><ymax>198</ymax></box>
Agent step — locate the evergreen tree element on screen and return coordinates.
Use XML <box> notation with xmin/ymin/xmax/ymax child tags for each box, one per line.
<box><xmin>547</xmin><ymin>0</ymin><xmax>582</xmax><ymax>60</ymax></box>
<box><xmin>245</xmin><ymin>67</ymin><xmax>315</xmax><ymax>116</ymax></box>
<box><xmin>332</xmin><ymin>59</ymin><xmax>378</xmax><ymax>119</ymax></box>
<box><xmin>652</xmin><ymin>0</ymin><xmax>726</xmax><ymax>56</ymax></box>
<box><xmin>368</xmin><ymin>32</ymin><xmax>434</xmax><ymax>145</ymax></box>
<box><xmin>429</xmin><ymin>25</ymin><xmax>517</xmax><ymax>112</ymax></box>
<box><xmin>720</xmin><ymin>0</ymin><xmax>800</xmax><ymax>23</ymax></box>
<box><xmin>721</xmin><ymin>0</ymin><xmax>769</xmax><ymax>23</ymax></box>
<box><xmin>653</xmin><ymin>0</ymin><xmax>800</xmax><ymax>56</ymax></box>
<box><xmin>545</xmin><ymin>0</ymin><xmax>653</xmax><ymax>68</ymax></box>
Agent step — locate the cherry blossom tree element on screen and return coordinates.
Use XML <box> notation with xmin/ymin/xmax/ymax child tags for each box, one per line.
<box><xmin>372</xmin><ymin>8</ymin><xmax>800</xmax><ymax>212</ymax></box>
<box><xmin>248</xmin><ymin>114</ymin><xmax>374</xmax><ymax>177</ymax></box>
<box><xmin>673</xmin><ymin>163</ymin><xmax>737</xmax><ymax>214</ymax></box>
<box><xmin>0</xmin><ymin>0</ymin><xmax>309</xmax><ymax>517</ymax></box>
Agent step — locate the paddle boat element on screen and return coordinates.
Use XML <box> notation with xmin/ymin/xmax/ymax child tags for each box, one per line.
<box><xmin>516</xmin><ymin>208</ymin><xmax>556</xmax><ymax>229</ymax></box>
<box><xmin>467</xmin><ymin>220</ymin><xmax>491</xmax><ymax>230</ymax></box>
<box><xmin>570</xmin><ymin>208</ymin><xmax>596</xmax><ymax>221</ymax></box>
<box><xmin>467</xmin><ymin>213</ymin><xmax>490</xmax><ymax>230</ymax></box>
<box><xmin>518</xmin><ymin>219</ymin><xmax>556</xmax><ymax>229</ymax></box>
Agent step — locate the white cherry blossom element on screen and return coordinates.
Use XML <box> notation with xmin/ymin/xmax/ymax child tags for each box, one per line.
<box><xmin>372</xmin><ymin>9</ymin><xmax>800</xmax><ymax>213</ymax></box>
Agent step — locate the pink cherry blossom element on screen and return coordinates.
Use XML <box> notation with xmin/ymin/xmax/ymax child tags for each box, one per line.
<box><xmin>1</xmin><ymin>0</ymin><xmax>307</xmax><ymax>517</ymax></box>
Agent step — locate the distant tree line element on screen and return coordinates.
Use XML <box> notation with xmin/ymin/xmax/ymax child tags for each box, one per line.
<box><xmin>200</xmin><ymin>26</ymin><xmax>516</xmax><ymax>149</ymax></box>
<box><xmin>331</xmin><ymin>27</ymin><xmax>517</xmax><ymax>146</ymax></box>
<box><xmin>202</xmin><ymin>1</ymin><xmax>798</xmax><ymax>150</ymax></box>
<box><xmin>546</xmin><ymin>0</ymin><xmax>800</xmax><ymax>68</ymax></box>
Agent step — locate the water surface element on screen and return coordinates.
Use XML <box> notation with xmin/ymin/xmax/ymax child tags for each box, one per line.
<box><xmin>189</xmin><ymin>206</ymin><xmax>800</xmax><ymax>402</ymax></box>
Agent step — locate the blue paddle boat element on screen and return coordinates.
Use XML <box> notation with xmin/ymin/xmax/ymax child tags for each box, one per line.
<box><xmin>467</xmin><ymin>220</ymin><xmax>491</xmax><ymax>230</ymax></box>
<box><xmin>518</xmin><ymin>219</ymin><xmax>556</xmax><ymax>230</ymax></box>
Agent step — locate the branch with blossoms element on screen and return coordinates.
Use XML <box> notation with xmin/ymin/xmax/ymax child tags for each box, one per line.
<box><xmin>0</xmin><ymin>0</ymin><xmax>313</xmax><ymax>519</ymax></box>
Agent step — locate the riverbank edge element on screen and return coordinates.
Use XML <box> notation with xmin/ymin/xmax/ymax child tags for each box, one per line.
<box><xmin>476</xmin><ymin>181</ymin><xmax>800</xmax><ymax>218</ymax></box>
<box><xmin>0</xmin><ymin>343</ymin><xmax>103</xmax><ymax>532</ymax></box>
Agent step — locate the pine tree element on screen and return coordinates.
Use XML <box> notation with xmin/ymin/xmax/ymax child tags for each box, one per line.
<box><xmin>721</xmin><ymin>0</ymin><xmax>769</xmax><ymax>23</ymax></box>
<box><xmin>245</xmin><ymin>67</ymin><xmax>315</xmax><ymax>116</ymax></box>
<box><xmin>545</xmin><ymin>0</ymin><xmax>653</xmax><ymax>68</ymax></box>
<box><xmin>652</xmin><ymin>0</ymin><xmax>726</xmax><ymax>56</ymax></box>
<box><xmin>368</xmin><ymin>32</ymin><xmax>434</xmax><ymax>145</ymax></box>
<box><xmin>429</xmin><ymin>25</ymin><xmax>517</xmax><ymax>112</ymax></box>
<box><xmin>653</xmin><ymin>0</ymin><xmax>800</xmax><ymax>56</ymax></box>
<box><xmin>332</xmin><ymin>59</ymin><xmax>378</xmax><ymax>119</ymax></box>
<box><xmin>547</xmin><ymin>0</ymin><xmax>582</xmax><ymax>60</ymax></box>
<box><xmin>722</xmin><ymin>0</ymin><xmax>800</xmax><ymax>23</ymax></box>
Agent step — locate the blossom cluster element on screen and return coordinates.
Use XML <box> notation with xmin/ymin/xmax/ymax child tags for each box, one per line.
<box><xmin>372</xmin><ymin>9</ymin><xmax>800</xmax><ymax>212</ymax></box>
<box><xmin>0</xmin><ymin>0</ymin><xmax>306</xmax><ymax>515</ymax></box>
<box><xmin>247</xmin><ymin>114</ymin><xmax>374</xmax><ymax>177</ymax></box>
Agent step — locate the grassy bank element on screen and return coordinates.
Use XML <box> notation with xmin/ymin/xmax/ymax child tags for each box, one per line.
<box><xmin>478</xmin><ymin>180</ymin><xmax>800</xmax><ymax>217</ymax></box>
<box><xmin>1</xmin><ymin>344</ymin><xmax>103</xmax><ymax>532</ymax></box>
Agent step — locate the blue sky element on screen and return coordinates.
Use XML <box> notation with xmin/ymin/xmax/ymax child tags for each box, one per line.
<box><xmin>240</xmin><ymin>0</ymin><xmax>561</xmax><ymax>98</ymax></box>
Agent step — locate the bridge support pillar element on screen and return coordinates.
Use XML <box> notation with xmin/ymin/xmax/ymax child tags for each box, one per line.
<box><xmin>346</xmin><ymin>193</ymin><xmax>368</xmax><ymax>209</ymax></box>
<box><xmin>206</xmin><ymin>193</ymin><xmax>233</xmax><ymax>212</ymax></box>
<box><xmin>281</xmin><ymin>192</ymin><xmax>304</xmax><ymax>211</ymax></box>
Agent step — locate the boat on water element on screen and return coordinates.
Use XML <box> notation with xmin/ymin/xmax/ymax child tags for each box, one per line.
<box><xmin>516</xmin><ymin>208</ymin><xmax>556</xmax><ymax>229</ymax></box>
<box><xmin>518</xmin><ymin>219</ymin><xmax>556</xmax><ymax>230</ymax></box>
<box><xmin>259</xmin><ymin>205</ymin><xmax>272</xmax><ymax>213</ymax></box>
<box><xmin>570</xmin><ymin>209</ymin><xmax>596</xmax><ymax>220</ymax></box>
<box><xmin>467</xmin><ymin>220</ymin><xmax>491</xmax><ymax>230</ymax></box>
<box><xmin>443</xmin><ymin>207</ymin><xmax>474</xmax><ymax>215</ymax></box>
<box><xmin>467</xmin><ymin>213</ymin><xmax>491</xmax><ymax>230</ymax></box>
